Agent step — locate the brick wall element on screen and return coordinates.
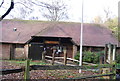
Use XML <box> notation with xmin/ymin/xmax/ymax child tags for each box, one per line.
<box><xmin>0</xmin><ymin>43</ymin><xmax>26</xmax><ymax>60</ymax></box>
<box><xmin>0</xmin><ymin>44</ymin><xmax>11</xmax><ymax>59</ymax></box>
<box><xmin>14</xmin><ymin>44</ymin><xmax>26</xmax><ymax>59</ymax></box>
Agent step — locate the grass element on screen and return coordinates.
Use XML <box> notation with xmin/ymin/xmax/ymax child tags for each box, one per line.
<box><xmin>1</xmin><ymin>60</ymin><xmax>48</xmax><ymax>65</ymax></box>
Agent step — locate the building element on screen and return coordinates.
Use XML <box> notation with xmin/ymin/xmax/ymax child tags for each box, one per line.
<box><xmin>0</xmin><ymin>19</ymin><xmax>119</xmax><ymax>60</ymax></box>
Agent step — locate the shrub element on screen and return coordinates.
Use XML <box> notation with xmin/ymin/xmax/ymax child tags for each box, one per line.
<box><xmin>116</xmin><ymin>53</ymin><xmax>120</xmax><ymax>63</ymax></box>
<box><xmin>74</xmin><ymin>51</ymin><xmax>103</xmax><ymax>64</ymax></box>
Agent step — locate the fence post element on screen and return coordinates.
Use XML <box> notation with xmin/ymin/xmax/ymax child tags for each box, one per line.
<box><xmin>24</xmin><ymin>59</ymin><xmax>30</xmax><ymax>81</ymax></box>
<box><xmin>52</xmin><ymin>49</ymin><xmax>56</xmax><ymax>65</ymax></box>
<box><xmin>63</xmin><ymin>47</ymin><xmax>67</xmax><ymax>65</ymax></box>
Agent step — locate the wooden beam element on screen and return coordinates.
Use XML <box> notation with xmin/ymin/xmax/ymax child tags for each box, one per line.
<box><xmin>68</xmin><ymin>73</ymin><xmax>115</xmax><ymax>79</ymax></box>
<box><xmin>30</xmin><ymin>64</ymin><xmax>114</xmax><ymax>70</ymax></box>
<box><xmin>45</xmin><ymin>56</ymin><xmax>64</xmax><ymax>59</ymax></box>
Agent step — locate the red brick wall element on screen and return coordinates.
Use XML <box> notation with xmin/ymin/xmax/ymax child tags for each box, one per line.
<box><xmin>0</xmin><ymin>43</ymin><xmax>26</xmax><ymax>60</ymax></box>
<box><xmin>0</xmin><ymin>44</ymin><xmax>11</xmax><ymax>59</ymax></box>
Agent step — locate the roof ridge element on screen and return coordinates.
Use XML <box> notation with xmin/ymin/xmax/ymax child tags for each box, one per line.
<box><xmin>33</xmin><ymin>23</ymin><xmax>57</xmax><ymax>36</ymax></box>
<box><xmin>57</xmin><ymin>26</ymin><xmax>71</xmax><ymax>37</ymax></box>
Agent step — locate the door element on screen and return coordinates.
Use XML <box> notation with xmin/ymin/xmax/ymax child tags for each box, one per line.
<box><xmin>28</xmin><ymin>43</ymin><xmax>44</xmax><ymax>60</ymax></box>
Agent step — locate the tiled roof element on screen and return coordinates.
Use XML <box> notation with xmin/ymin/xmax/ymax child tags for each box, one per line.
<box><xmin>0</xmin><ymin>19</ymin><xmax>118</xmax><ymax>46</ymax></box>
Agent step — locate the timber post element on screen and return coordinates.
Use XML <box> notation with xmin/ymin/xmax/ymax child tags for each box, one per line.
<box><xmin>52</xmin><ymin>48</ymin><xmax>56</xmax><ymax>65</ymax></box>
<box><xmin>104</xmin><ymin>44</ymin><xmax>108</xmax><ymax>64</ymax></box>
<box><xmin>63</xmin><ymin>47</ymin><xmax>67</xmax><ymax>65</ymax></box>
<box><xmin>42</xmin><ymin>50</ymin><xmax>46</xmax><ymax>62</ymax></box>
<box><xmin>24</xmin><ymin>59</ymin><xmax>30</xmax><ymax>81</ymax></box>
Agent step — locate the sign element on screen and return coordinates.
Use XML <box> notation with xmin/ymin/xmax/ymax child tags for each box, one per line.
<box><xmin>45</xmin><ymin>41</ymin><xmax>59</xmax><ymax>44</ymax></box>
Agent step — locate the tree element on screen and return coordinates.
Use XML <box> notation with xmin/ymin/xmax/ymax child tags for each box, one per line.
<box><xmin>104</xmin><ymin>17</ymin><xmax>118</xmax><ymax>38</ymax></box>
<box><xmin>6</xmin><ymin>0</ymin><xmax>69</xmax><ymax>21</ymax></box>
<box><xmin>38</xmin><ymin>0</ymin><xmax>68</xmax><ymax>21</ymax></box>
<box><xmin>0</xmin><ymin>0</ymin><xmax>14</xmax><ymax>21</ymax></box>
<box><xmin>8</xmin><ymin>0</ymin><xmax>33</xmax><ymax>19</ymax></box>
<box><xmin>104</xmin><ymin>7</ymin><xmax>111</xmax><ymax>20</ymax></box>
<box><xmin>93</xmin><ymin>16</ymin><xmax>103</xmax><ymax>24</ymax></box>
<box><xmin>103</xmin><ymin>7</ymin><xmax>118</xmax><ymax>38</ymax></box>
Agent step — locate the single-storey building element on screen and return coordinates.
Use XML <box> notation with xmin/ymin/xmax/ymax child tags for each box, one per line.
<box><xmin>0</xmin><ymin>19</ymin><xmax>119</xmax><ymax>60</ymax></box>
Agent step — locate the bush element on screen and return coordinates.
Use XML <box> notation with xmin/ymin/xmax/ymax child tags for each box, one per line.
<box><xmin>116</xmin><ymin>53</ymin><xmax>120</xmax><ymax>63</ymax></box>
<box><xmin>74</xmin><ymin>51</ymin><xmax>103</xmax><ymax>64</ymax></box>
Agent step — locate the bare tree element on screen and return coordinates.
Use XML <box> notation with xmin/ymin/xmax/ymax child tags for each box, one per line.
<box><xmin>103</xmin><ymin>7</ymin><xmax>113</xmax><ymax>21</ymax></box>
<box><xmin>0</xmin><ymin>0</ymin><xmax>69</xmax><ymax>21</ymax></box>
<box><xmin>9</xmin><ymin>0</ymin><xmax>33</xmax><ymax>19</ymax></box>
<box><xmin>0</xmin><ymin>0</ymin><xmax>14</xmax><ymax>21</ymax></box>
<box><xmin>38</xmin><ymin>0</ymin><xmax>69</xmax><ymax>21</ymax></box>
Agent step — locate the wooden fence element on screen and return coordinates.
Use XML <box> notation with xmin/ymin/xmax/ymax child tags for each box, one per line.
<box><xmin>1</xmin><ymin>59</ymin><xmax>117</xmax><ymax>80</ymax></box>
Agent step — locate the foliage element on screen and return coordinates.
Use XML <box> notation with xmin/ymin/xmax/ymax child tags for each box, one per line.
<box><xmin>104</xmin><ymin>17</ymin><xmax>118</xmax><ymax>38</ymax></box>
<box><xmin>75</xmin><ymin>51</ymin><xmax>104</xmax><ymax>64</ymax></box>
<box><xmin>93</xmin><ymin>16</ymin><xmax>103</xmax><ymax>23</ymax></box>
<box><xmin>116</xmin><ymin>53</ymin><xmax>120</xmax><ymax>63</ymax></box>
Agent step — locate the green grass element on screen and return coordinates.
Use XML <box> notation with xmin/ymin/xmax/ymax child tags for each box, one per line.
<box><xmin>1</xmin><ymin>60</ymin><xmax>48</xmax><ymax>65</ymax></box>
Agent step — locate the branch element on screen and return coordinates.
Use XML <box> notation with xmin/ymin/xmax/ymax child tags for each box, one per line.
<box><xmin>31</xmin><ymin>1</ymin><xmax>52</xmax><ymax>8</ymax></box>
<box><xmin>0</xmin><ymin>0</ymin><xmax>4</xmax><ymax>7</ymax></box>
<box><xmin>0</xmin><ymin>0</ymin><xmax>14</xmax><ymax>21</ymax></box>
<box><xmin>15</xmin><ymin>2</ymin><xmax>33</xmax><ymax>10</ymax></box>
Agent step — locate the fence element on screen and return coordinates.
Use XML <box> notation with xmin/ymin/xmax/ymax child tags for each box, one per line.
<box><xmin>1</xmin><ymin>59</ymin><xmax>117</xmax><ymax>80</ymax></box>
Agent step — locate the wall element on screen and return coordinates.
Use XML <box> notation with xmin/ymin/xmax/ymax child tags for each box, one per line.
<box><xmin>0</xmin><ymin>43</ymin><xmax>26</xmax><ymax>60</ymax></box>
<box><xmin>14</xmin><ymin>44</ymin><xmax>26</xmax><ymax>59</ymax></box>
<box><xmin>72</xmin><ymin>45</ymin><xmax>77</xmax><ymax>59</ymax></box>
<box><xmin>62</xmin><ymin>43</ymin><xmax>73</xmax><ymax>58</ymax></box>
<box><xmin>24</xmin><ymin>44</ymin><xmax>29</xmax><ymax>58</ymax></box>
<box><xmin>0</xmin><ymin>43</ymin><xmax>11</xmax><ymax>59</ymax></box>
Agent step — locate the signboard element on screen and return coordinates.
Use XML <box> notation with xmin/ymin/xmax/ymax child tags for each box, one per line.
<box><xmin>45</xmin><ymin>41</ymin><xmax>59</xmax><ymax>44</ymax></box>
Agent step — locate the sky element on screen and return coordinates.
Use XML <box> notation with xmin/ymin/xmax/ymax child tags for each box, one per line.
<box><xmin>0</xmin><ymin>0</ymin><xmax>120</xmax><ymax>23</ymax></box>
<box><xmin>67</xmin><ymin>0</ymin><xmax>120</xmax><ymax>22</ymax></box>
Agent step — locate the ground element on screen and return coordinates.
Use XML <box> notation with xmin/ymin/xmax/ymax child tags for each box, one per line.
<box><xmin>1</xmin><ymin>60</ymin><xmax>100</xmax><ymax>79</ymax></box>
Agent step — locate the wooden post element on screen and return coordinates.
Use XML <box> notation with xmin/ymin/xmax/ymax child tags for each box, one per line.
<box><xmin>63</xmin><ymin>47</ymin><xmax>67</xmax><ymax>65</ymax></box>
<box><xmin>52</xmin><ymin>49</ymin><xmax>56</xmax><ymax>65</ymax></box>
<box><xmin>99</xmin><ymin>55</ymin><xmax>104</xmax><ymax>74</ymax></box>
<box><xmin>104</xmin><ymin>44</ymin><xmax>108</xmax><ymax>64</ymax></box>
<box><xmin>42</xmin><ymin>50</ymin><xmax>46</xmax><ymax>62</ymax></box>
<box><xmin>24</xmin><ymin>59</ymin><xmax>30</xmax><ymax>80</ymax></box>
